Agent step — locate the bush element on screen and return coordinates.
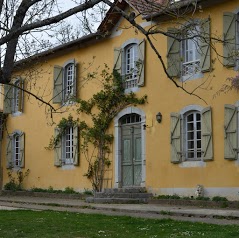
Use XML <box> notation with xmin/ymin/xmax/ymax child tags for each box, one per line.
<box><xmin>4</xmin><ymin>181</ymin><xmax>21</xmax><ymax>191</ymax></box>
<box><xmin>212</xmin><ymin>196</ymin><xmax>228</xmax><ymax>202</ymax></box>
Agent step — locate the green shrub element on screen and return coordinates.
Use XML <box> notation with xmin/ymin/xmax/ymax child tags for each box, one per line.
<box><xmin>4</xmin><ymin>181</ymin><xmax>21</xmax><ymax>191</ymax></box>
<box><xmin>195</xmin><ymin>196</ymin><xmax>211</xmax><ymax>201</ymax></box>
<box><xmin>212</xmin><ymin>196</ymin><xmax>228</xmax><ymax>202</ymax></box>
<box><xmin>83</xmin><ymin>189</ymin><xmax>93</xmax><ymax>195</ymax></box>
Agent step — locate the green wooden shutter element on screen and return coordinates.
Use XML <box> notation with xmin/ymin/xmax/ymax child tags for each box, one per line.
<box><xmin>114</xmin><ymin>47</ymin><xmax>122</xmax><ymax>75</ymax></box>
<box><xmin>73</xmin><ymin>126</ymin><xmax>79</xmax><ymax>166</ymax></box>
<box><xmin>53</xmin><ymin>66</ymin><xmax>63</xmax><ymax>104</ymax></box>
<box><xmin>201</xmin><ymin>107</ymin><xmax>213</xmax><ymax>161</ymax></box>
<box><xmin>170</xmin><ymin>113</ymin><xmax>182</xmax><ymax>163</ymax></box>
<box><xmin>224</xmin><ymin>104</ymin><xmax>238</xmax><ymax>160</ymax></box>
<box><xmin>223</xmin><ymin>12</ymin><xmax>236</xmax><ymax>67</ymax></box>
<box><xmin>6</xmin><ymin>135</ymin><xmax>12</xmax><ymax>169</ymax></box>
<box><xmin>19</xmin><ymin>132</ymin><xmax>25</xmax><ymax>168</ymax></box>
<box><xmin>137</xmin><ymin>39</ymin><xmax>145</xmax><ymax>87</ymax></box>
<box><xmin>167</xmin><ymin>28</ymin><xmax>180</xmax><ymax>77</ymax></box>
<box><xmin>3</xmin><ymin>84</ymin><xmax>13</xmax><ymax>114</ymax></box>
<box><xmin>200</xmin><ymin>18</ymin><xmax>211</xmax><ymax>72</ymax></box>
<box><xmin>54</xmin><ymin>128</ymin><xmax>62</xmax><ymax>166</ymax></box>
<box><xmin>18</xmin><ymin>79</ymin><xmax>24</xmax><ymax>112</ymax></box>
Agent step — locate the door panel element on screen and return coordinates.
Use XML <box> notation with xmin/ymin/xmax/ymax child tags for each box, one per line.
<box><xmin>121</xmin><ymin>123</ymin><xmax>142</xmax><ymax>186</ymax></box>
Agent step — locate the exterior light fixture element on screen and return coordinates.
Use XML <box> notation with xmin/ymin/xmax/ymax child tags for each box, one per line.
<box><xmin>156</xmin><ymin>112</ymin><xmax>162</xmax><ymax>123</ymax></box>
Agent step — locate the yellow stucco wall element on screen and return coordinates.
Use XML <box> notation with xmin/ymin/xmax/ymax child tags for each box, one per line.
<box><xmin>2</xmin><ymin>1</ymin><xmax>239</xmax><ymax>199</ymax></box>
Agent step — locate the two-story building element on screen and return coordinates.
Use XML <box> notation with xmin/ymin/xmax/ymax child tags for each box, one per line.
<box><xmin>1</xmin><ymin>0</ymin><xmax>239</xmax><ymax>200</ymax></box>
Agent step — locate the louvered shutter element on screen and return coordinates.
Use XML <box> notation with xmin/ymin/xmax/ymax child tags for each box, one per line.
<box><xmin>200</xmin><ymin>18</ymin><xmax>211</xmax><ymax>72</ymax></box>
<box><xmin>53</xmin><ymin>66</ymin><xmax>63</xmax><ymax>104</ymax></box>
<box><xmin>224</xmin><ymin>104</ymin><xmax>238</xmax><ymax>160</ymax></box>
<box><xmin>223</xmin><ymin>12</ymin><xmax>236</xmax><ymax>67</ymax></box>
<box><xmin>167</xmin><ymin>28</ymin><xmax>181</xmax><ymax>77</ymax></box>
<box><xmin>73</xmin><ymin>126</ymin><xmax>79</xmax><ymax>166</ymax></box>
<box><xmin>54</xmin><ymin>128</ymin><xmax>62</xmax><ymax>166</ymax></box>
<box><xmin>114</xmin><ymin>48</ymin><xmax>122</xmax><ymax>75</ymax></box>
<box><xmin>170</xmin><ymin>113</ymin><xmax>182</xmax><ymax>163</ymax></box>
<box><xmin>19</xmin><ymin>132</ymin><xmax>25</xmax><ymax>168</ymax></box>
<box><xmin>18</xmin><ymin>79</ymin><xmax>24</xmax><ymax>112</ymax></box>
<box><xmin>201</xmin><ymin>107</ymin><xmax>213</xmax><ymax>161</ymax></box>
<box><xmin>6</xmin><ymin>135</ymin><xmax>12</xmax><ymax>169</ymax></box>
<box><xmin>137</xmin><ymin>39</ymin><xmax>145</xmax><ymax>86</ymax></box>
<box><xmin>3</xmin><ymin>84</ymin><xmax>13</xmax><ymax>114</ymax></box>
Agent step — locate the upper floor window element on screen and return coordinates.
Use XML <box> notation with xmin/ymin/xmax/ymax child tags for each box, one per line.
<box><xmin>124</xmin><ymin>43</ymin><xmax>138</xmax><ymax>89</ymax></box>
<box><xmin>181</xmin><ymin>27</ymin><xmax>200</xmax><ymax>78</ymax></box>
<box><xmin>114</xmin><ymin>39</ymin><xmax>145</xmax><ymax>90</ymax></box>
<box><xmin>54</xmin><ymin>125</ymin><xmax>79</xmax><ymax>167</ymax></box>
<box><xmin>170</xmin><ymin>106</ymin><xmax>213</xmax><ymax>164</ymax></box>
<box><xmin>53</xmin><ymin>59</ymin><xmax>77</xmax><ymax>104</ymax></box>
<box><xmin>64</xmin><ymin>63</ymin><xmax>75</xmax><ymax>101</ymax></box>
<box><xmin>167</xmin><ymin>18</ymin><xmax>211</xmax><ymax>80</ymax></box>
<box><xmin>6</xmin><ymin>131</ymin><xmax>25</xmax><ymax>169</ymax></box>
<box><xmin>3</xmin><ymin>78</ymin><xmax>24</xmax><ymax>115</ymax></box>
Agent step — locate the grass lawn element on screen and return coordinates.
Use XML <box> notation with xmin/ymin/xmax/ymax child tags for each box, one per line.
<box><xmin>0</xmin><ymin>210</ymin><xmax>238</xmax><ymax>238</ymax></box>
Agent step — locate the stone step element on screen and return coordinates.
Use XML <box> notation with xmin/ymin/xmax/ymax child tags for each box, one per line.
<box><xmin>103</xmin><ymin>187</ymin><xmax>147</xmax><ymax>194</ymax></box>
<box><xmin>86</xmin><ymin>197</ymin><xmax>149</xmax><ymax>204</ymax></box>
<box><xmin>95</xmin><ymin>192</ymin><xmax>153</xmax><ymax>199</ymax></box>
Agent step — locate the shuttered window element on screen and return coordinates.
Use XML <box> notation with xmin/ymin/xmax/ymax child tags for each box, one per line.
<box><xmin>6</xmin><ymin>131</ymin><xmax>25</xmax><ymax>169</ymax></box>
<box><xmin>114</xmin><ymin>39</ymin><xmax>145</xmax><ymax>89</ymax></box>
<box><xmin>54</xmin><ymin>125</ymin><xmax>79</xmax><ymax>167</ymax></box>
<box><xmin>53</xmin><ymin>59</ymin><xmax>77</xmax><ymax>104</ymax></box>
<box><xmin>167</xmin><ymin>18</ymin><xmax>211</xmax><ymax>79</ymax></box>
<box><xmin>170</xmin><ymin>107</ymin><xmax>213</xmax><ymax>163</ymax></box>
<box><xmin>3</xmin><ymin>78</ymin><xmax>24</xmax><ymax>114</ymax></box>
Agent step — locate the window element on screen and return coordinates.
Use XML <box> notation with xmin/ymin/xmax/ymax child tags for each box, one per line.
<box><xmin>54</xmin><ymin>126</ymin><xmax>79</xmax><ymax>167</ymax></box>
<box><xmin>114</xmin><ymin>39</ymin><xmax>145</xmax><ymax>90</ymax></box>
<box><xmin>63</xmin><ymin>126</ymin><xmax>74</xmax><ymax>165</ymax></box>
<box><xmin>6</xmin><ymin>131</ymin><xmax>25</xmax><ymax>169</ymax></box>
<box><xmin>184</xmin><ymin>111</ymin><xmax>201</xmax><ymax>160</ymax></box>
<box><xmin>170</xmin><ymin>106</ymin><xmax>213</xmax><ymax>163</ymax></box>
<box><xmin>53</xmin><ymin>59</ymin><xmax>77</xmax><ymax>104</ymax></box>
<box><xmin>64</xmin><ymin>63</ymin><xmax>74</xmax><ymax>101</ymax></box>
<box><xmin>124</xmin><ymin>44</ymin><xmax>138</xmax><ymax>89</ymax></box>
<box><xmin>3</xmin><ymin>79</ymin><xmax>24</xmax><ymax>114</ymax></box>
<box><xmin>167</xmin><ymin>18</ymin><xmax>211</xmax><ymax>79</ymax></box>
<box><xmin>181</xmin><ymin>27</ymin><xmax>200</xmax><ymax>78</ymax></box>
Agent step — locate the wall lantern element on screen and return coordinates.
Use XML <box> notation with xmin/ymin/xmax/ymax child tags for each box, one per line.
<box><xmin>156</xmin><ymin>112</ymin><xmax>162</xmax><ymax>123</ymax></box>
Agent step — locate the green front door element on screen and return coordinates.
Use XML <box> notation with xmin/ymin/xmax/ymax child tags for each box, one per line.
<box><xmin>122</xmin><ymin>124</ymin><xmax>142</xmax><ymax>187</ymax></box>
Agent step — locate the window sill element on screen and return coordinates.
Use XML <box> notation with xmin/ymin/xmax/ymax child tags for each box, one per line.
<box><xmin>125</xmin><ymin>87</ymin><xmax>139</xmax><ymax>94</ymax></box>
<box><xmin>61</xmin><ymin>164</ymin><xmax>75</xmax><ymax>170</ymax></box>
<box><xmin>12</xmin><ymin>111</ymin><xmax>22</xmax><ymax>117</ymax></box>
<box><xmin>181</xmin><ymin>72</ymin><xmax>203</xmax><ymax>82</ymax></box>
<box><xmin>179</xmin><ymin>160</ymin><xmax>206</xmax><ymax>168</ymax></box>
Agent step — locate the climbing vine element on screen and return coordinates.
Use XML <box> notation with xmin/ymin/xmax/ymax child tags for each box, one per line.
<box><xmin>48</xmin><ymin>65</ymin><xmax>147</xmax><ymax>192</ymax></box>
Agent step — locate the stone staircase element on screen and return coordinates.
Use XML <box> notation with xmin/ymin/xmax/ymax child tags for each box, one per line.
<box><xmin>86</xmin><ymin>187</ymin><xmax>153</xmax><ymax>204</ymax></box>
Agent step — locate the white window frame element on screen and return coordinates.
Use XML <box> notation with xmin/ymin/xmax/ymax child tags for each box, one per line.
<box><xmin>181</xmin><ymin>25</ymin><xmax>202</xmax><ymax>81</ymax></box>
<box><xmin>63</xmin><ymin>63</ymin><xmax>74</xmax><ymax>102</ymax></box>
<box><xmin>124</xmin><ymin>43</ymin><xmax>138</xmax><ymax>90</ymax></box>
<box><xmin>12</xmin><ymin>79</ymin><xmax>23</xmax><ymax>115</ymax></box>
<box><xmin>184</xmin><ymin>111</ymin><xmax>202</xmax><ymax>161</ymax></box>
<box><xmin>62</xmin><ymin>126</ymin><xmax>74</xmax><ymax>165</ymax></box>
<box><xmin>13</xmin><ymin>133</ymin><xmax>20</xmax><ymax>167</ymax></box>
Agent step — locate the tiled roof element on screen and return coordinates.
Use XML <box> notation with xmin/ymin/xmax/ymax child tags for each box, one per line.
<box><xmin>126</xmin><ymin>0</ymin><xmax>204</xmax><ymax>19</ymax></box>
<box><xmin>127</xmin><ymin>0</ymin><xmax>170</xmax><ymax>17</ymax></box>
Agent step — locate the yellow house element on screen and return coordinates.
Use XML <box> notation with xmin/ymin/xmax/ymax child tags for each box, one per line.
<box><xmin>1</xmin><ymin>0</ymin><xmax>239</xmax><ymax>200</ymax></box>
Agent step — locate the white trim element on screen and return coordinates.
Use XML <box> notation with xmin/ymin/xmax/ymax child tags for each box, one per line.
<box><xmin>114</xmin><ymin>107</ymin><xmax>146</xmax><ymax>188</ymax></box>
<box><xmin>179</xmin><ymin>105</ymin><xmax>203</xmax><ymax>115</ymax></box>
